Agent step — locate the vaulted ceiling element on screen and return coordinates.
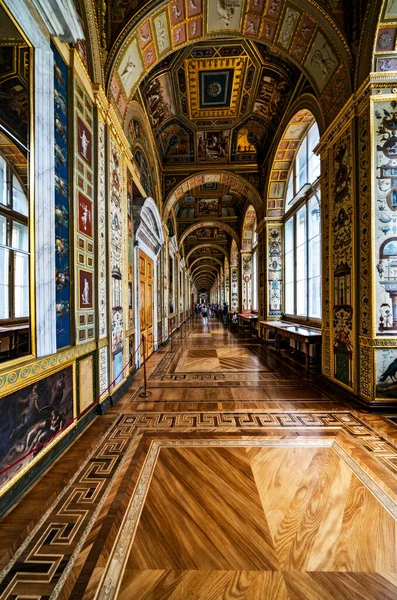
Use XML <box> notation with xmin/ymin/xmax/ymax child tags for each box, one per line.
<box><xmin>100</xmin><ymin>0</ymin><xmax>372</xmax><ymax>295</ymax></box>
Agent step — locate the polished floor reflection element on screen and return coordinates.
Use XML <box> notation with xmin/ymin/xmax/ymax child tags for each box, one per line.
<box><xmin>1</xmin><ymin>318</ymin><xmax>397</xmax><ymax>599</ymax></box>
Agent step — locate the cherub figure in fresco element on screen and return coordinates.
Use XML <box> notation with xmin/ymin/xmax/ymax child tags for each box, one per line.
<box><xmin>376</xmin><ymin>260</ymin><xmax>385</xmax><ymax>279</ymax></box>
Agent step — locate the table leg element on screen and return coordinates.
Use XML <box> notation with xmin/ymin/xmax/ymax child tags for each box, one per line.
<box><xmin>305</xmin><ymin>342</ymin><xmax>310</xmax><ymax>372</ymax></box>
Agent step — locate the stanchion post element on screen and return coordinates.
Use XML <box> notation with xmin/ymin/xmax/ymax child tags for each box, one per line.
<box><xmin>170</xmin><ymin>322</ymin><xmax>173</xmax><ymax>353</ymax></box>
<box><xmin>139</xmin><ymin>333</ymin><xmax>150</xmax><ymax>398</ymax></box>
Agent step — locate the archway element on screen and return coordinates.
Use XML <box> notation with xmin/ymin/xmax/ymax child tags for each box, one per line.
<box><xmin>133</xmin><ymin>197</ymin><xmax>164</xmax><ymax>358</ymax></box>
<box><xmin>163</xmin><ymin>171</ymin><xmax>262</xmax><ymax>220</ymax></box>
<box><xmin>186</xmin><ymin>243</ymin><xmax>228</xmax><ymax>264</ymax></box>
<box><xmin>179</xmin><ymin>221</ymin><xmax>240</xmax><ymax>250</ymax></box>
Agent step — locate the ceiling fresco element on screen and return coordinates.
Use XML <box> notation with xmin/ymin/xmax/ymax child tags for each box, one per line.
<box><xmin>136</xmin><ymin>40</ymin><xmax>297</xmax><ymax>168</ymax></box>
<box><xmin>108</xmin><ymin>0</ymin><xmax>352</xmax><ymax>127</ymax></box>
<box><xmin>104</xmin><ymin>0</ymin><xmax>365</xmax><ymax>294</ymax></box>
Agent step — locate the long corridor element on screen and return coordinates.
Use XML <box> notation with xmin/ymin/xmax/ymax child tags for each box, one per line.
<box><xmin>2</xmin><ymin>318</ymin><xmax>397</xmax><ymax>599</ymax></box>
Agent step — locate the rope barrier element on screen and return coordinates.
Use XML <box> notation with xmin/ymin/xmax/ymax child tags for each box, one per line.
<box><xmin>0</xmin><ymin>316</ymin><xmax>192</xmax><ymax>477</ymax></box>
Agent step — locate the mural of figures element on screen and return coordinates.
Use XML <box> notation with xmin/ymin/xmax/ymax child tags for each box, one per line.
<box><xmin>375</xmin><ymin>101</ymin><xmax>397</xmax><ymax>336</ymax></box>
<box><xmin>196</xmin><ymin>199</ymin><xmax>219</xmax><ymax>216</ymax></box>
<box><xmin>376</xmin><ymin>348</ymin><xmax>397</xmax><ymax>398</ymax></box>
<box><xmin>232</xmin><ymin>119</ymin><xmax>266</xmax><ymax>162</ymax></box>
<box><xmin>197</xmin><ymin>131</ymin><xmax>229</xmax><ymax>162</ymax></box>
<box><xmin>143</xmin><ymin>73</ymin><xmax>175</xmax><ymax>129</ymax></box>
<box><xmin>254</xmin><ymin>70</ymin><xmax>291</xmax><ymax>123</ymax></box>
<box><xmin>53</xmin><ymin>44</ymin><xmax>71</xmax><ymax>349</ymax></box>
<box><xmin>159</xmin><ymin>121</ymin><xmax>194</xmax><ymax>163</ymax></box>
<box><xmin>0</xmin><ymin>367</ymin><xmax>73</xmax><ymax>487</ymax></box>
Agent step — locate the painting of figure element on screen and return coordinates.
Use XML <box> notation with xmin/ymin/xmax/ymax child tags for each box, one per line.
<box><xmin>77</xmin><ymin>117</ymin><xmax>92</xmax><ymax>166</ymax></box>
<box><xmin>197</xmin><ymin>131</ymin><xmax>229</xmax><ymax>162</ymax></box>
<box><xmin>304</xmin><ymin>32</ymin><xmax>338</xmax><ymax>93</ymax></box>
<box><xmin>79</xmin><ymin>269</ymin><xmax>93</xmax><ymax>309</ymax></box>
<box><xmin>118</xmin><ymin>40</ymin><xmax>144</xmax><ymax>97</ymax></box>
<box><xmin>78</xmin><ymin>192</ymin><xmax>92</xmax><ymax>238</ymax></box>
<box><xmin>0</xmin><ymin>367</ymin><xmax>74</xmax><ymax>487</ymax></box>
<box><xmin>197</xmin><ymin>199</ymin><xmax>219</xmax><ymax>216</ymax></box>
<box><xmin>143</xmin><ymin>73</ymin><xmax>175</xmax><ymax>129</ymax></box>
<box><xmin>159</xmin><ymin>122</ymin><xmax>193</xmax><ymax>163</ymax></box>
<box><xmin>207</xmin><ymin>0</ymin><xmax>243</xmax><ymax>32</ymax></box>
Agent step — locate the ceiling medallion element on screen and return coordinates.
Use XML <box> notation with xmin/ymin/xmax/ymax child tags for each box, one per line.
<box><xmin>207</xmin><ymin>81</ymin><xmax>222</xmax><ymax>97</ymax></box>
<box><xmin>185</xmin><ymin>56</ymin><xmax>247</xmax><ymax>120</ymax></box>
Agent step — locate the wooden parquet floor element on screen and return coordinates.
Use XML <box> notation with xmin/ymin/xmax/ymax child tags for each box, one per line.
<box><xmin>1</xmin><ymin>318</ymin><xmax>397</xmax><ymax>599</ymax></box>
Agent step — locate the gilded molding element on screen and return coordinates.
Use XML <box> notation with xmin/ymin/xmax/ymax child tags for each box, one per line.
<box><xmin>0</xmin><ymin>342</ymin><xmax>97</xmax><ymax>397</ymax></box>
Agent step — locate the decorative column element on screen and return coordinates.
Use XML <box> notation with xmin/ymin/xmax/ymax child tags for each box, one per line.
<box><xmin>241</xmin><ymin>253</ymin><xmax>252</xmax><ymax>311</ymax></box>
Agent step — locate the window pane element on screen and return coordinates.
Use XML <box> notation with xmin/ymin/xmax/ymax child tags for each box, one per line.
<box><xmin>296</xmin><ymin>140</ymin><xmax>308</xmax><ymax>190</ymax></box>
<box><xmin>284</xmin><ymin>217</ymin><xmax>294</xmax><ymax>254</ymax></box>
<box><xmin>309</xmin><ymin>275</ymin><xmax>322</xmax><ymax>319</ymax></box>
<box><xmin>286</xmin><ymin>172</ymin><xmax>294</xmax><ymax>206</ymax></box>
<box><xmin>12</xmin><ymin>175</ymin><xmax>28</xmax><ymax>216</ymax></box>
<box><xmin>0</xmin><ymin>214</ymin><xmax>7</xmax><ymax>246</ymax></box>
<box><xmin>297</xmin><ymin>278</ymin><xmax>307</xmax><ymax>316</ymax></box>
<box><xmin>308</xmin><ymin>196</ymin><xmax>320</xmax><ymax>239</ymax></box>
<box><xmin>285</xmin><ymin>282</ymin><xmax>294</xmax><ymax>314</ymax></box>
<box><xmin>296</xmin><ymin>205</ymin><xmax>307</xmax><ymax>317</ymax></box>
<box><xmin>309</xmin><ymin>236</ymin><xmax>321</xmax><ymax>279</ymax></box>
<box><xmin>0</xmin><ymin>247</ymin><xmax>9</xmax><ymax>319</ymax></box>
<box><xmin>308</xmin><ymin>123</ymin><xmax>319</xmax><ymax>153</ymax></box>
<box><xmin>12</xmin><ymin>221</ymin><xmax>29</xmax><ymax>252</ymax></box>
<box><xmin>0</xmin><ymin>155</ymin><xmax>7</xmax><ymax>208</ymax></box>
<box><xmin>296</xmin><ymin>205</ymin><xmax>306</xmax><ymax>247</ymax></box>
<box><xmin>14</xmin><ymin>251</ymin><xmax>29</xmax><ymax>318</ymax></box>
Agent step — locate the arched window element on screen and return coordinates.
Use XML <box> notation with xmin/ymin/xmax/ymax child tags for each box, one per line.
<box><xmin>284</xmin><ymin>122</ymin><xmax>321</xmax><ymax>320</ymax></box>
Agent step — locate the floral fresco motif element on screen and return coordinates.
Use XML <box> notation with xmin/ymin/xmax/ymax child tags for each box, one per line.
<box><xmin>53</xmin><ymin>44</ymin><xmax>71</xmax><ymax>349</ymax></box>
<box><xmin>375</xmin><ymin>101</ymin><xmax>397</xmax><ymax>336</ymax></box>
<box><xmin>110</xmin><ymin>137</ymin><xmax>124</xmax><ymax>383</ymax></box>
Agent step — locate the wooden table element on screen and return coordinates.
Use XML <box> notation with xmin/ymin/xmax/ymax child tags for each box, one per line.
<box><xmin>237</xmin><ymin>313</ymin><xmax>258</xmax><ymax>334</ymax></box>
<box><xmin>260</xmin><ymin>321</ymin><xmax>322</xmax><ymax>371</ymax></box>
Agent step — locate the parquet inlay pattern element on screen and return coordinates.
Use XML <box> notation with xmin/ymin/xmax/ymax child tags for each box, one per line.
<box><xmin>1</xmin><ymin>318</ymin><xmax>397</xmax><ymax>599</ymax></box>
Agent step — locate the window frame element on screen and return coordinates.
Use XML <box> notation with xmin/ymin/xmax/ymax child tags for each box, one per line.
<box><xmin>282</xmin><ymin>122</ymin><xmax>321</xmax><ymax>325</ymax></box>
<box><xmin>283</xmin><ymin>185</ymin><xmax>321</xmax><ymax>323</ymax></box>
<box><xmin>0</xmin><ymin>154</ymin><xmax>30</xmax><ymax>323</ymax></box>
